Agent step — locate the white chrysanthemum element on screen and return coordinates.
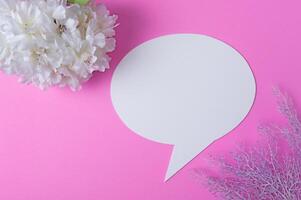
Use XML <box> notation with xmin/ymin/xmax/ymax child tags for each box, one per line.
<box><xmin>0</xmin><ymin>0</ymin><xmax>117</xmax><ymax>90</ymax></box>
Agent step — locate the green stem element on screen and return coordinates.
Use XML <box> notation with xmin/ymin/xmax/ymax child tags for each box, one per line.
<box><xmin>67</xmin><ymin>0</ymin><xmax>90</xmax><ymax>5</ymax></box>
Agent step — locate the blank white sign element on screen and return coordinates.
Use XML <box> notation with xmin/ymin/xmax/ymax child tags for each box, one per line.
<box><xmin>111</xmin><ymin>34</ymin><xmax>256</xmax><ymax>181</ymax></box>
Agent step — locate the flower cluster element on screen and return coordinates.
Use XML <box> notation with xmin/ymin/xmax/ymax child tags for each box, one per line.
<box><xmin>0</xmin><ymin>0</ymin><xmax>117</xmax><ymax>90</ymax></box>
<box><xmin>195</xmin><ymin>89</ymin><xmax>301</xmax><ymax>200</ymax></box>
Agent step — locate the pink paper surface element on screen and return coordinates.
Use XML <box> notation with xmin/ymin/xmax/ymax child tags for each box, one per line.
<box><xmin>0</xmin><ymin>0</ymin><xmax>300</xmax><ymax>199</ymax></box>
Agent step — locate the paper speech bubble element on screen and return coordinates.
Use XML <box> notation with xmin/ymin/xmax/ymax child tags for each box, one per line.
<box><xmin>111</xmin><ymin>34</ymin><xmax>256</xmax><ymax>181</ymax></box>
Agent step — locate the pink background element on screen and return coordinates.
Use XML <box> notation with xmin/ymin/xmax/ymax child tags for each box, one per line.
<box><xmin>0</xmin><ymin>0</ymin><xmax>301</xmax><ymax>199</ymax></box>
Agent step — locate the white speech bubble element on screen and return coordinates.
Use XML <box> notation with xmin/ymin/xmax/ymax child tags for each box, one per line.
<box><xmin>111</xmin><ymin>34</ymin><xmax>256</xmax><ymax>181</ymax></box>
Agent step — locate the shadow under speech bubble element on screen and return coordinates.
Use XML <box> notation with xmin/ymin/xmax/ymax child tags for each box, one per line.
<box><xmin>111</xmin><ymin>34</ymin><xmax>256</xmax><ymax>181</ymax></box>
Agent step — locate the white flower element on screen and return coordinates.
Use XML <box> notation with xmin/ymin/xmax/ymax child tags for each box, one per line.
<box><xmin>0</xmin><ymin>0</ymin><xmax>117</xmax><ymax>90</ymax></box>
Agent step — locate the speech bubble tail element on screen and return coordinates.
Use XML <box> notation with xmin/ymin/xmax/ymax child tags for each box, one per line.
<box><xmin>164</xmin><ymin>144</ymin><xmax>203</xmax><ymax>182</ymax></box>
